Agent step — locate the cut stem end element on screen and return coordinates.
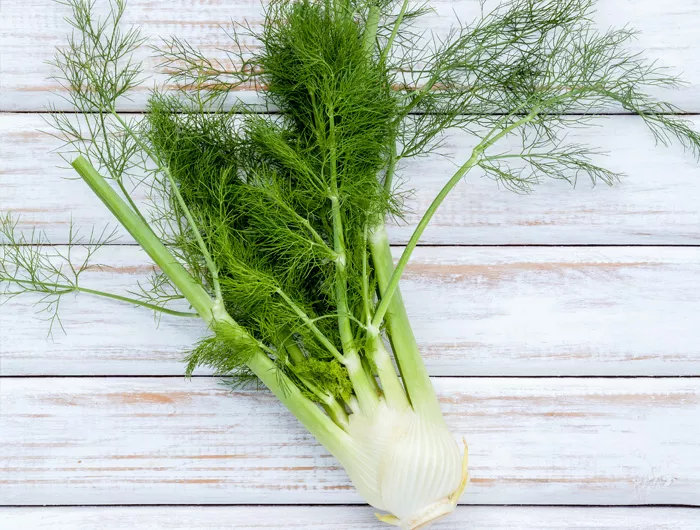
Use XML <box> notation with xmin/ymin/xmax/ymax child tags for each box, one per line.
<box><xmin>376</xmin><ymin>499</ymin><xmax>455</xmax><ymax>530</ymax></box>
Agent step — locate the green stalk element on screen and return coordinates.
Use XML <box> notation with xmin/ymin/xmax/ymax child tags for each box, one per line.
<box><xmin>283</xmin><ymin>335</ymin><xmax>306</xmax><ymax>364</ymax></box>
<box><xmin>371</xmin><ymin>110</ymin><xmax>539</xmax><ymax>329</ymax></box>
<box><xmin>367</xmin><ymin>331</ymin><xmax>409</xmax><ymax>410</ymax></box>
<box><xmin>327</xmin><ymin>110</ymin><xmax>354</xmax><ymax>352</ymax></box>
<box><xmin>323</xmin><ymin>394</ymin><xmax>350</xmax><ymax>430</ymax></box>
<box><xmin>362</xmin><ymin>4</ymin><xmax>380</xmax><ymax>54</ymax></box>
<box><xmin>358</xmin><ymin>0</ymin><xmax>440</xmax><ymax>417</ymax></box>
<box><xmin>379</xmin><ymin>0</ymin><xmax>410</xmax><ymax>64</ymax></box>
<box><xmin>71</xmin><ymin>156</ymin><xmax>214</xmax><ymax>318</ymax></box>
<box><xmin>384</xmin><ymin>141</ymin><xmax>398</xmax><ymax>193</ymax></box>
<box><xmin>3</xmin><ymin>278</ymin><xmax>198</xmax><ymax>318</ymax></box>
<box><xmin>369</xmin><ymin>223</ymin><xmax>442</xmax><ymax>420</ymax></box>
<box><xmin>369</xmin><ymin>148</ymin><xmax>479</xmax><ymax>327</ymax></box>
<box><xmin>365</xmin><ymin>111</ymin><xmax>540</xmax><ymax>420</ymax></box>
<box><xmin>360</xmin><ymin>223</ymin><xmax>373</xmax><ymax>325</ymax></box>
<box><xmin>94</xmin><ymin>111</ymin><xmax>150</xmax><ymax>227</ymax></box>
<box><xmin>275</xmin><ymin>288</ymin><xmax>345</xmax><ymax>363</ymax></box>
<box><xmin>73</xmin><ymin>155</ymin><xmax>350</xmax><ymax>459</ymax></box>
<box><xmin>248</xmin><ymin>345</ymin><xmax>353</xmax><ymax>469</ymax></box>
<box><xmin>328</xmin><ymin>108</ymin><xmax>380</xmax><ymax>414</ymax></box>
<box><xmin>363</xmin><ymin>218</ymin><xmax>408</xmax><ymax>409</ymax></box>
<box><xmin>288</xmin><ymin>362</ymin><xmax>350</xmax><ymax>431</ymax></box>
<box><xmin>77</xmin><ymin>286</ymin><xmax>198</xmax><ymax>317</ymax></box>
<box><xmin>368</xmin><ymin>137</ymin><xmax>442</xmax><ymax>418</ymax></box>
<box><xmin>109</xmin><ymin>110</ymin><xmax>223</xmax><ymax>302</ymax></box>
<box><xmin>283</xmin><ymin>336</ymin><xmax>350</xmax><ymax>429</ymax></box>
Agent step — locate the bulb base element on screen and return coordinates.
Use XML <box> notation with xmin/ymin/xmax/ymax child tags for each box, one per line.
<box><xmin>375</xmin><ymin>439</ymin><xmax>470</xmax><ymax>529</ymax></box>
<box><xmin>405</xmin><ymin>498</ymin><xmax>456</xmax><ymax>529</ymax></box>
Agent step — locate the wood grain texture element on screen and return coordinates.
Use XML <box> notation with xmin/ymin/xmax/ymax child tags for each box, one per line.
<box><xmin>1</xmin><ymin>506</ymin><xmax>699</xmax><ymax>529</ymax></box>
<box><xmin>2</xmin><ymin>245</ymin><xmax>699</xmax><ymax>377</ymax></box>
<box><xmin>1</xmin><ymin>0</ymin><xmax>700</xmax><ymax>112</ymax></box>
<box><xmin>3</xmin><ymin>113</ymin><xmax>700</xmax><ymax>246</ymax></box>
<box><xmin>1</xmin><ymin>377</ymin><xmax>699</xmax><ymax>506</ymax></box>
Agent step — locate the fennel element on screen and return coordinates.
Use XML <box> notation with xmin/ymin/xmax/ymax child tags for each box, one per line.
<box><xmin>2</xmin><ymin>0</ymin><xmax>700</xmax><ymax>527</ymax></box>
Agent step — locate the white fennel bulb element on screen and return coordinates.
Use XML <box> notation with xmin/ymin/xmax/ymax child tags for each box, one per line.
<box><xmin>337</xmin><ymin>399</ymin><xmax>468</xmax><ymax>529</ymax></box>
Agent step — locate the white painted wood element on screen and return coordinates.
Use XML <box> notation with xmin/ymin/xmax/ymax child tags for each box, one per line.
<box><xmin>0</xmin><ymin>377</ymin><xmax>698</xmax><ymax>505</ymax></box>
<box><xmin>1</xmin><ymin>506</ymin><xmax>699</xmax><ymax>529</ymax></box>
<box><xmin>1</xmin><ymin>0</ymin><xmax>699</xmax><ymax>112</ymax></box>
<box><xmin>2</xmin><ymin>1</ymin><xmax>700</xmax><ymax>519</ymax></box>
<box><xmin>2</xmin><ymin>113</ymin><xmax>700</xmax><ymax>246</ymax></box>
<box><xmin>2</xmin><ymin>245</ymin><xmax>699</xmax><ymax>376</ymax></box>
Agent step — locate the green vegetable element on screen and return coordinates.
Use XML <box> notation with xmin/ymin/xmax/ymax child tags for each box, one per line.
<box><xmin>2</xmin><ymin>0</ymin><xmax>699</xmax><ymax>526</ymax></box>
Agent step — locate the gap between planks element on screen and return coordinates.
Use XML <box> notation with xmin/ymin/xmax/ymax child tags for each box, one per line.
<box><xmin>1</xmin><ymin>503</ymin><xmax>699</xmax><ymax>508</ymax></box>
<box><xmin>2</xmin><ymin>375</ymin><xmax>700</xmax><ymax>379</ymax></box>
<box><xmin>4</xmin><ymin>243</ymin><xmax>700</xmax><ymax>248</ymax></box>
<box><xmin>2</xmin><ymin>110</ymin><xmax>699</xmax><ymax>116</ymax></box>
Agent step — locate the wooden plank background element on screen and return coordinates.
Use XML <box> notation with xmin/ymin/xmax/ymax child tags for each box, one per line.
<box><xmin>2</xmin><ymin>507</ymin><xmax>700</xmax><ymax>529</ymax></box>
<box><xmin>1</xmin><ymin>0</ymin><xmax>700</xmax><ymax>528</ymax></box>
<box><xmin>3</xmin><ymin>245</ymin><xmax>700</xmax><ymax>376</ymax></box>
<box><xmin>2</xmin><ymin>0</ymin><xmax>700</xmax><ymax>112</ymax></box>
<box><xmin>2</xmin><ymin>378</ymin><xmax>699</xmax><ymax>505</ymax></box>
<box><xmin>4</xmin><ymin>114</ymin><xmax>700</xmax><ymax>245</ymax></box>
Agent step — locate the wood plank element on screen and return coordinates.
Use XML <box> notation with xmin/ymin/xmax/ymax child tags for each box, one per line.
<box><xmin>2</xmin><ymin>245</ymin><xmax>699</xmax><ymax>377</ymax></box>
<box><xmin>1</xmin><ymin>506</ymin><xmax>699</xmax><ymax>529</ymax></box>
<box><xmin>1</xmin><ymin>0</ymin><xmax>700</xmax><ymax>112</ymax></box>
<box><xmin>2</xmin><ymin>113</ymin><xmax>700</xmax><ymax>246</ymax></box>
<box><xmin>0</xmin><ymin>377</ymin><xmax>698</xmax><ymax>505</ymax></box>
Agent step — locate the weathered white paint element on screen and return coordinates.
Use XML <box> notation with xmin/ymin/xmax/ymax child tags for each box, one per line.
<box><xmin>0</xmin><ymin>377</ymin><xmax>698</xmax><ymax>505</ymax></box>
<box><xmin>1</xmin><ymin>506</ymin><xmax>699</xmax><ymax>529</ymax></box>
<box><xmin>1</xmin><ymin>0</ymin><xmax>699</xmax><ymax>112</ymax></box>
<box><xmin>2</xmin><ymin>114</ymin><xmax>700</xmax><ymax>246</ymax></box>
<box><xmin>2</xmin><ymin>245</ymin><xmax>699</xmax><ymax>376</ymax></box>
